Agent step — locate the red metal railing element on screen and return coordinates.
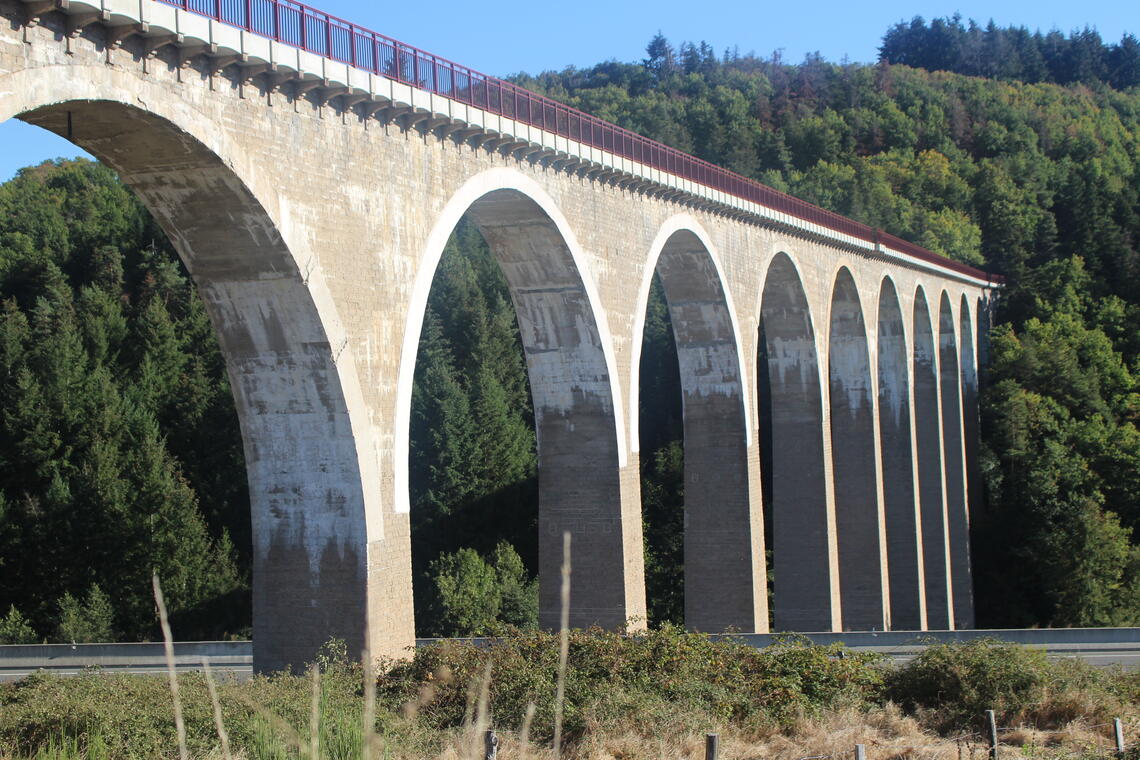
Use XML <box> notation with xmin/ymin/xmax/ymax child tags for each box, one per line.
<box><xmin>156</xmin><ymin>0</ymin><xmax>998</xmax><ymax>283</ymax></box>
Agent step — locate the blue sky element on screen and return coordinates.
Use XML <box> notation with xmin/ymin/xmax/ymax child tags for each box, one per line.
<box><xmin>2</xmin><ymin>0</ymin><xmax>1136</xmax><ymax>181</ymax></box>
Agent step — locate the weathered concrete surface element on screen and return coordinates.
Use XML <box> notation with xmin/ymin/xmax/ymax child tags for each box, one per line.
<box><xmin>1</xmin><ymin>0</ymin><xmax>995</xmax><ymax>668</ymax></box>
<box><xmin>652</xmin><ymin>227</ymin><xmax>765</xmax><ymax>633</ymax></box>
<box><xmin>913</xmin><ymin>289</ymin><xmax>953</xmax><ymax>629</ymax></box>
<box><xmin>941</xmin><ymin>293</ymin><xmax>974</xmax><ymax>630</ymax></box>
<box><xmin>960</xmin><ymin>296</ymin><xmax>983</xmax><ymax>628</ymax></box>
<box><xmin>877</xmin><ymin>279</ymin><xmax>926</xmax><ymax>631</ymax></box>
<box><xmin>829</xmin><ymin>268</ymin><xmax>887</xmax><ymax>631</ymax></box>
<box><xmin>759</xmin><ymin>253</ymin><xmax>839</xmax><ymax>632</ymax></box>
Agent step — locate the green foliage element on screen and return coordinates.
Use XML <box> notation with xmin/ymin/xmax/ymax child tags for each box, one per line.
<box><xmin>53</xmin><ymin>585</ymin><xmax>114</xmax><ymax>644</ymax></box>
<box><xmin>974</xmin><ymin>253</ymin><xmax>1140</xmax><ymax>626</ymax></box>
<box><xmin>409</xmin><ymin>222</ymin><xmax>538</xmax><ymax>636</ymax></box>
<box><xmin>0</xmin><ymin>160</ymin><xmax>247</xmax><ymax>641</ymax></box>
<box><xmin>880</xmin><ymin>16</ymin><xmax>1140</xmax><ymax>90</ymax></box>
<box><xmin>492</xmin><ymin>542</ymin><xmax>539</xmax><ymax>631</ymax></box>
<box><xmin>430</xmin><ymin>548</ymin><xmax>501</xmax><ymax>637</ymax></box>
<box><xmin>638</xmin><ymin>277</ymin><xmax>685</xmax><ymax>628</ymax></box>
<box><xmin>3</xmin><ymin>633</ymin><xmax>1139</xmax><ymax>757</ymax></box>
<box><xmin>885</xmin><ymin>639</ymin><xmax>1122</xmax><ymax>731</ymax></box>
<box><xmin>0</xmin><ymin>656</ymin><xmax>390</xmax><ymax>760</ymax></box>
<box><xmin>427</xmin><ymin>542</ymin><xmax>538</xmax><ymax>637</ymax></box>
<box><xmin>641</xmin><ymin>441</ymin><xmax>684</xmax><ymax>627</ymax></box>
<box><xmin>381</xmin><ymin>628</ymin><xmax>884</xmax><ymax>740</ymax></box>
<box><xmin>0</xmin><ymin>605</ymin><xmax>38</xmax><ymax>644</ymax></box>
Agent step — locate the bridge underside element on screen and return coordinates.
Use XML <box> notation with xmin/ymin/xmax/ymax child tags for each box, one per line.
<box><xmin>1</xmin><ymin>0</ymin><xmax>994</xmax><ymax>671</ymax></box>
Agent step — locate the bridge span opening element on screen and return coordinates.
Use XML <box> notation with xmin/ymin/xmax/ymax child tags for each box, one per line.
<box><xmin>637</xmin><ymin>226</ymin><xmax>764</xmax><ymax>633</ymax></box>
<box><xmin>404</xmin><ymin>187</ymin><xmax>645</xmax><ymax>636</ymax></box>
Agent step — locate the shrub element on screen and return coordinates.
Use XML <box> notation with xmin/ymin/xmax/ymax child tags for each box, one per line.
<box><xmin>884</xmin><ymin>638</ymin><xmax>1119</xmax><ymax>731</ymax></box>
<box><xmin>0</xmin><ymin>656</ymin><xmax>414</xmax><ymax>760</ymax></box>
<box><xmin>378</xmin><ymin>627</ymin><xmax>884</xmax><ymax>742</ymax></box>
<box><xmin>428</xmin><ymin>543</ymin><xmax>538</xmax><ymax>637</ymax></box>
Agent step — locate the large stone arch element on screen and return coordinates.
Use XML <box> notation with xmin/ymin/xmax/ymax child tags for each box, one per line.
<box><xmin>941</xmin><ymin>292</ymin><xmax>973</xmax><ymax>628</ymax></box>
<box><xmin>759</xmin><ymin>251</ymin><xmax>837</xmax><ymax>631</ymax></box>
<box><xmin>2</xmin><ymin>89</ymin><xmax>385</xmax><ymax>671</ymax></box>
<box><xmin>914</xmin><ymin>287</ymin><xmax>952</xmax><ymax>628</ymax></box>
<box><xmin>631</xmin><ymin>216</ymin><xmax>765</xmax><ymax>632</ymax></box>
<box><xmin>828</xmin><ymin>267</ymin><xmax>885</xmax><ymax>630</ymax></box>
<box><xmin>878</xmin><ymin>277</ymin><xmax>925</xmax><ymax>630</ymax></box>
<box><xmin>397</xmin><ymin>170</ymin><xmax>644</xmax><ymax>632</ymax></box>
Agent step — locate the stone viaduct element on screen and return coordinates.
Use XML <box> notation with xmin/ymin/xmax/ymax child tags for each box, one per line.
<box><xmin>1</xmin><ymin>0</ymin><xmax>1000</xmax><ymax>672</ymax></box>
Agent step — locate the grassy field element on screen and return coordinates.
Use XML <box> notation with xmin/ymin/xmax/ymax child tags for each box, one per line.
<box><xmin>2</xmin><ymin>630</ymin><xmax>1139</xmax><ymax>759</ymax></box>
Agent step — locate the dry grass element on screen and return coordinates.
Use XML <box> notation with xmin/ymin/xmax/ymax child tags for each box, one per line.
<box><xmin>1</xmin><ymin>698</ymin><xmax>1136</xmax><ymax>760</ymax></box>
<box><xmin>314</xmin><ymin>706</ymin><xmax>1131</xmax><ymax>760</ymax></box>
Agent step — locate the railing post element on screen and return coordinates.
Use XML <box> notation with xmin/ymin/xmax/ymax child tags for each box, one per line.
<box><xmin>272</xmin><ymin>0</ymin><xmax>278</xmax><ymax>40</ymax></box>
<box><xmin>299</xmin><ymin>7</ymin><xmax>306</xmax><ymax>50</ymax></box>
<box><xmin>324</xmin><ymin>13</ymin><xmax>331</xmax><ymax>57</ymax></box>
<box><xmin>243</xmin><ymin>0</ymin><xmax>250</xmax><ymax>29</ymax></box>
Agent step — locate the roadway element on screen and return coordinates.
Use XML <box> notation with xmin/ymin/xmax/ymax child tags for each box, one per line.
<box><xmin>3</xmin><ymin>629</ymin><xmax>1139</xmax><ymax>683</ymax></box>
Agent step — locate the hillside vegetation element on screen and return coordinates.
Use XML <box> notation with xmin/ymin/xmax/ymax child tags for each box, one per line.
<box><xmin>1</xmin><ymin>20</ymin><xmax>1139</xmax><ymax>640</ymax></box>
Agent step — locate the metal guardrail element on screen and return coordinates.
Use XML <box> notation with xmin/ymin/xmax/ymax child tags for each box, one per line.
<box><xmin>148</xmin><ymin>0</ymin><xmax>997</xmax><ymax>284</ymax></box>
<box><xmin>0</xmin><ymin>641</ymin><xmax>253</xmax><ymax>682</ymax></box>
<box><xmin>4</xmin><ymin>629</ymin><xmax>1139</xmax><ymax>682</ymax></box>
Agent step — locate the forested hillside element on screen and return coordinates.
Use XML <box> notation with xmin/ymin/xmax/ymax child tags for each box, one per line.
<box><xmin>880</xmin><ymin>17</ymin><xmax>1140</xmax><ymax>90</ymax></box>
<box><xmin>0</xmin><ymin>161</ymin><xmax>247</xmax><ymax>643</ymax></box>
<box><xmin>2</xmin><ymin>19</ymin><xmax>1139</xmax><ymax>642</ymax></box>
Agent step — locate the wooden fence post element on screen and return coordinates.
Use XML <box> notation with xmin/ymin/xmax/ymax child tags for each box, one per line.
<box><xmin>986</xmin><ymin>710</ymin><xmax>998</xmax><ymax>760</ymax></box>
<box><xmin>705</xmin><ymin>733</ymin><xmax>719</xmax><ymax>760</ymax></box>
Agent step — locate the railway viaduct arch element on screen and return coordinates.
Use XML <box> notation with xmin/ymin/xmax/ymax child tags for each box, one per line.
<box><xmin>0</xmin><ymin>0</ymin><xmax>998</xmax><ymax>671</ymax></box>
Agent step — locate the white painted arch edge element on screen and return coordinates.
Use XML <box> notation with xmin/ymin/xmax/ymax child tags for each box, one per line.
<box><xmin>393</xmin><ymin>167</ymin><xmax>629</xmax><ymax>514</ymax></box>
<box><xmin>629</xmin><ymin>214</ymin><xmax>754</xmax><ymax>453</ymax></box>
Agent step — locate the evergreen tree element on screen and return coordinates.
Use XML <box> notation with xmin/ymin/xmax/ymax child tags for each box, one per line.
<box><xmin>0</xmin><ymin>160</ymin><xmax>246</xmax><ymax>641</ymax></box>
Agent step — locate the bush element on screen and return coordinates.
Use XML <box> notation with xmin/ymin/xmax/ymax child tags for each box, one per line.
<box><xmin>0</xmin><ymin>656</ymin><xmax>411</xmax><ymax>760</ymax></box>
<box><xmin>884</xmin><ymin>638</ymin><xmax>1119</xmax><ymax>731</ymax></box>
<box><xmin>428</xmin><ymin>543</ymin><xmax>538</xmax><ymax>637</ymax></box>
<box><xmin>379</xmin><ymin>627</ymin><xmax>884</xmax><ymax>741</ymax></box>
